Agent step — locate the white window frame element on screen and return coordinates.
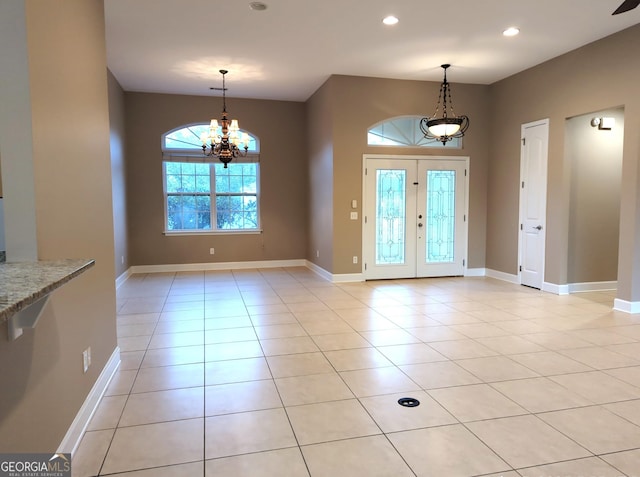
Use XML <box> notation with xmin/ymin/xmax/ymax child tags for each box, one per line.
<box><xmin>163</xmin><ymin>161</ymin><xmax>261</xmax><ymax>236</ymax></box>
<box><xmin>162</xmin><ymin>123</ymin><xmax>261</xmax><ymax>236</ymax></box>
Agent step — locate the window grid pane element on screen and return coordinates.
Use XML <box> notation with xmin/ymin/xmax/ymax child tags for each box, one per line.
<box><xmin>214</xmin><ymin>163</ymin><xmax>258</xmax><ymax>230</ymax></box>
<box><xmin>164</xmin><ymin>161</ymin><xmax>259</xmax><ymax>232</ymax></box>
<box><xmin>167</xmin><ymin>193</ymin><xmax>211</xmax><ymax>231</ymax></box>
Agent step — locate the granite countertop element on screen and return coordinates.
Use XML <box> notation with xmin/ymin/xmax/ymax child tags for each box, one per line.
<box><xmin>0</xmin><ymin>259</ymin><xmax>95</xmax><ymax>323</ymax></box>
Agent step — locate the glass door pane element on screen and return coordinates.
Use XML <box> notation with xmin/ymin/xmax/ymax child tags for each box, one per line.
<box><xmin>376</xmin><ymin>169</ymin><xmax>407</xmax><ymax>265</ymax></box>
<box><xmin>426</xmin><ymin>170</ymin><xmax>456</xmax><ymax>263</ymax></box>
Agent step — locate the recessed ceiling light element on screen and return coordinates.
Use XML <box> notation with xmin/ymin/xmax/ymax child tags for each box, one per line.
<box><xmin>503</xmin><ymin>27</ymin><xmax>520</xmax><ymax>37</ymax></box>
<box><xmin>249</xmin><ymin>2</ymin><xmax>268</xmax><ymax>11</ymax></box>
<box><xmin>383</xmin><ymin>15</ymin><xmax>399</xmax><ymax>25</ymax></box>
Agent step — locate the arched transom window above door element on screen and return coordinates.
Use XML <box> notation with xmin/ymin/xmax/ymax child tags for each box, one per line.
<box><xmin>368</xmin><ymin>115</ymin><xmax>461</xmax><ymax>148</ymax></box>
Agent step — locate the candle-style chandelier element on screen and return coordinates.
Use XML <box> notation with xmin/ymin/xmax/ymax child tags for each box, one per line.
<box><xmin>200</xmin><ymin>69</ymin><xmax>249</xmax><ymax>168</ymax></box>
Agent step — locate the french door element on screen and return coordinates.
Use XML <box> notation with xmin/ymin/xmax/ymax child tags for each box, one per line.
<box><xmin>363</xmin><ymin>156</ymin><xmax>468</xmax><ymax>280</ymax></box>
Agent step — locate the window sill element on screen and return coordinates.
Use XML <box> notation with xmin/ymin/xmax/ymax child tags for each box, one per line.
<box><xmin>163</xmin><ymin>230</ymin><xmax>262</xmax><ymax>236</ymax></box>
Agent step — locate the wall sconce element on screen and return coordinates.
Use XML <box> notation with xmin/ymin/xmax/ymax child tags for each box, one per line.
<box><xmin>590</xmin><ymin>117</ymin><xmax>615</xmax><ymax>130</ymax></box>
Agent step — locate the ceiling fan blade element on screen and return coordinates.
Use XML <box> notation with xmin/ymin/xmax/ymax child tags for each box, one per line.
<box><xmin>612</xmin><ymin>0</ymin><xmax>640</xmax><ymax>15</ymax></box>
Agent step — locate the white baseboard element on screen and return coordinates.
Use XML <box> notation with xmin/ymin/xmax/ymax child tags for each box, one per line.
<box><xmin>120</xmin><ymin>259</ymin><xmax>360</xmax><ymax>284</ymax></box>
<box><xmin>122</xmin><ymin>261</ymin><xmax>585</xmax><ymax>289</ymax></box>
<box><xmin>305</xmin><ymin>261</ymin><xmax>363</xmax><ymax>283</ymax></box>
<box><xmin>58</xmin><ymin>347</ymin><xmax>120</xmax><ymax>456</ymax></box>
<box><xmin>543</xmin><ymin>281</ymin><xmax>617</xmax><ymax>295</ymax></box>
<box><xmin>614</xmin><ymin>298</ymin><xmax>640</xmax><ymax>314</ymax></box>
<box><xmin>464</xmin><ymin>268</ymin><xmax>486</xmax><ymax>277</ymax></box>
<box><xmin>543</xmin><ymin>282</ymin><xmax>569</xmax><ymax>295</ymax></box>
<box><xmin>115</xmin><ymin>268</ymin><xmax>132</xmax><ymax>289</ymax></box>
<box><xmin>485</xmin><ymin>268</ymin><xmax>519</xmax><ymax>284</ymax></box>
<box><xmin>569</xmin><ymin>281</ymin><xmax>617</xmax><ymax>293</ymax></box>
<box><xmin>305</xmin><ymin>260</ymin><xmax>332</xmax><ymax>281</ymax></box>
<box><xmin>130</xmin><ymin>259</ymin><xmax>307</xmax><ymax>274</ymax></box>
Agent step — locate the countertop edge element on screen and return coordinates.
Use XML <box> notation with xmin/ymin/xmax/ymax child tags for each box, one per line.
<box><xmin>0</xmin><ymin>259</ymin><xmax>96</xmax><ymax>323</ymax></box>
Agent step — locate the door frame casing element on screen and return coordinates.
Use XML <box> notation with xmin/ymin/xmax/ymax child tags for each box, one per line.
<box><xmin>361</xmin><ymin>153</ymin><xmax>470</xmax><ymax>280</ymax></box>
<box><xmin>518</xmin><ymin>119</ymin><xmax>549</xmax><ymax>288</ymax></box>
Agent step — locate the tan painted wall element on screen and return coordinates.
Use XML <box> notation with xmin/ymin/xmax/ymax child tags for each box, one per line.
<box><xmin>0</xmin><ymin>0</ymin><xmax>117</xmax><ymax>452</ymax></box>
<box><xmin>306</xmin><ymin>79</ymin><xmax>335</xmax><ymax>271</ymax></box>
<box><xmin>487</xmin><ymin>24</ymin><xmax>640</xmax><ymax>300</ymax></box>
<box><xmin>0</xmin><ymin>0</ymin><xmax>38</xmax><ymax>261</ymax></box>
<box><xmin>566</xmin><ymin>108</ymin><xmax>623</xmax><ymax>283</ymax></box>
<box><xmin>125</xmin><ymin>92</ymin><xmax>308</xmax><ymax>266</ymax></box>
<box><xmin>109</xmin><ymin>71</ymin><xmax>129</xmax><ymax>278</ymax></box>
<box><xmin>320</xmin><ymin>75</ymin><xmax>491</xmax><ymax>275</ymax></box>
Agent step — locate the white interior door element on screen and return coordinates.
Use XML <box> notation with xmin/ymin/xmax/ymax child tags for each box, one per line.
<box><xmin>519</xmin><ymin>120</ymin><xmax>549</xmax><ymax>289</ymax></box>
<box><xmin>363</xmin><ymin>156</ymin><xmax>467</xmax><ymax>280</ymax></box>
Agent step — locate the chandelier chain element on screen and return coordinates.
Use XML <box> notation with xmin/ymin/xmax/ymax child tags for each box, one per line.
<box><xmin>444</xmin><ymin>70</ymin><xmax>458</xmax><ymax>119</ymax></box>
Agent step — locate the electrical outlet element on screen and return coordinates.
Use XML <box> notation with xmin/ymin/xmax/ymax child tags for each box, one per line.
<box><xmin>209</xmin><ymin>248</ymin><xmax>215</xmax><ymax>255</ymax></box>
<box><xmin>316</xmin><ymin>250</ymin><xmax>320</xmax><ymax>258</ymax></box>
<box><xmin>350</xmin><ymin>212</ymin><xmax>358</xmax><ymax>220</ymax></box>
<box><xmin>121</xmin><ymin>256</ymin><xmax>124</xmax><ymax>265</ymax></box>
<box><xmin>82</xmin><ymin>347</ymin><xmax>91</xmax><ymax>373</ymax></box>
<box><xmin>353</xmin><ymin>256</ymin><xmax>358</xmax><ymax>264</ymax></box>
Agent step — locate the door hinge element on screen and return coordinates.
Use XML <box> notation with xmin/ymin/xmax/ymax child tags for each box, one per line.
<box><xmin>519</xmin><ymin>265</ymin><xmax>522</xmax><ymax>272</ymax></box>
<box><xmin>364</xmin><ymin>263</ymin><xmax>367</xmax><ymax>271</ymax></box>
<box><xmin>522</xmin><ymin>138</ymin><xmax>526</xmax><ymax>146</ymax></box>
<box><xmin>521</xmin><ymin>181</ymin><xmax>525</xmax><ymax>189</ymax></box>
<box><xmin>463</xmin><ymin>259</ymin><xmax>466</xmax><ymax>266</ymax></box>
<box><xmin>520</xmin><ymin>223</ymin><xmax>523</xmax><ymax>230</ymax></box>
<box><xmin>364</xmin><ymin>216</ymin><xmax>367</xmax><ymax>224</ymax></box>
<box><xmin>365</xmin><ymin>168</ymin><xmax>368</xmax><ymax>175</ymax></box>
<box><xmin>464</xmin><ymin>214</ymin><xmax>466</xmax><ymax>222</ymax></box>
<box><xmin>464</xmin><ymin>169</ymin><xmax>467</xmax><ymax>177</ymax></box>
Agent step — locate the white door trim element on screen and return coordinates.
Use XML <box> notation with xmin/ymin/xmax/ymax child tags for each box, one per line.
<box><xmin>518</xmin><ymin>119</ymin><xmax>549</xmax><ymax>288</ymax></box>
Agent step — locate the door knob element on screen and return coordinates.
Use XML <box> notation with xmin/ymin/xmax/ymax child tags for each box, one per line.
<box><xmin>534</xmin><ymin>225</ymin><xmax>543</xmax><ymax>230</ymax></box>
<box><xmin>418</xmin><ymin>223</ymin><xmax>423</xmax><ymax>228</ymax></box>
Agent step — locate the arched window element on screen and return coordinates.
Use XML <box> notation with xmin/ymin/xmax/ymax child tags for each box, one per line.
<box><xmin>368</xmin><ymin>115</ymin><xmax>461</xmax><ymax>148</ymax></box>
<box><xmin>162</xmin><ymin>123</ymin><xmax>260</xmax><ymax>154</ymax></box>
<box><xmin>161</xmin><ymin>123</ymin><xmax>261</xmax><ymax>234</ymax></box>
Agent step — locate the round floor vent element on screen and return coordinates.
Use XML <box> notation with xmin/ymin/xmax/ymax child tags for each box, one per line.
<box><xmin>397</xmin><ymin>397</ymin><xmax>421</xmax><ymax>408</ymax></box>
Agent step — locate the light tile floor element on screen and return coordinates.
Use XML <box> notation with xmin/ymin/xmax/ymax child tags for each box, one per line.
<box><xmin>72</xmin><ymin>268</ymin><xmax>640</xmax><ymax>476</ymax></box>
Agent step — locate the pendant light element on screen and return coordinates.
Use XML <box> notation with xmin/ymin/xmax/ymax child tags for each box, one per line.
<box><xmin>419</xmin><ymin>64</ymin><xmax>469</xmax><ymax>145</ymax></box>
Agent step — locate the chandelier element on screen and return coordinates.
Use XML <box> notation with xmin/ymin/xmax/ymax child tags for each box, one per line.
<box><xmin>200</xmin><ymin>69</ymin><xmax>249</xmax><ymax>168</ymax></box>
<box><xmin>419</xmin><ymin>64</ymin><xmax>470</xmax><ymax>145</ymax></box>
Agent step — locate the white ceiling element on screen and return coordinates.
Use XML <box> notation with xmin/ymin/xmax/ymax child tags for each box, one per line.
<box><xmin>104</xmin><ymin>0</ymin><xmax>640</xmax><ymax>102</ymax></box>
